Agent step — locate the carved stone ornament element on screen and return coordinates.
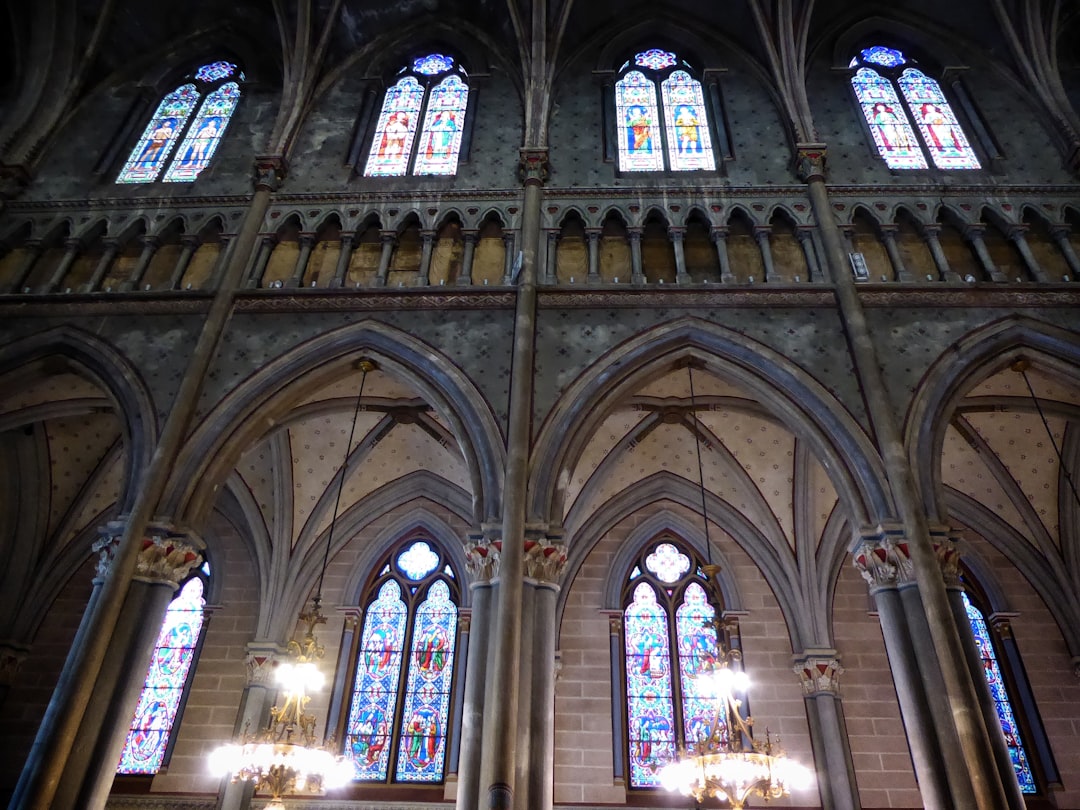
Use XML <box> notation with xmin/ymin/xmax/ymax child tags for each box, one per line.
<box><xmin>932</xmin><ymin>534</ymin><xmax>963</xmax><ymax>589</ymax></box>
<box><xmin>852</xmin><ymin>538</ymin><xmax>896</xmax><ymax>590</ymax></box>
<box><xmin>93</xmin><ymin>522</ymin><xmax>204</xmax><ymax>587</ymax></box>
<box><xmin>254</xmin><ymin>154</ymin><xmax>289</xmax><ymax>192</ymax></box>
<box><xmin>794</xmin><ymin>654</ymin><xmax>844</xmax><ymax>696</ymax></box>
<box><xmin>524</xmin><ymin>539</ymin><xmax>568</xmax><ymax>583</ymax></box>
<box><xmin>795</xmin><ymin>143</ymin><xmax>828</xmax><ymax>183</ymax></box>
<box><xmin>464</xmin><ymin>539</ymin><xmax>502</xmax><ymax>582</ymax></box>
<box><xmin>244</xmin><ymin>646</ymin><xmax>281</xmax><ymax>687</ymax></box>
<box><xmin>518</xmin><ymin>147</ymin><xmax>551</xmax><ymax>186</ymax></box>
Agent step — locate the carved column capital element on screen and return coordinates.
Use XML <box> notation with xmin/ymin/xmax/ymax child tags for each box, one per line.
<box><xmin>254</xmin><ymin>154</ymin><xmax>288</xmax><ymax>192</ymax></box>
<box><xmin>853</xmin><ymin>530</ymin><xmax>915</xmax><ymax>591</ymax></box>
<box><xmin>297</xmin><ymin>232</ymin><xmax>317</xmax><ymax>248</ymax></box>
<box><xmin>710</xmin><ymin>226</ymin><xmax>729</xmax><ymax>242</ymax></box>
<box><xmin>1004</xmin><ymin>224</ymin><xmax>1029</xmax><ymax>243</ymax></box>
<box><xmin>524</xmin><ymin>538</ymin><xmax>569</xmax><ymax>584</ymax></box>
<box><xmin>180</xmin><ymin>234</ymin><xmax>203</xmax><ymax>250</ymax></box>
<box><xmin>244</xmin><ymin>643</ymin><xmax>284</xmax><ymax>688</ymax></box>
<box><xmin>627</xmin><ymin>226</ymin><xmax>643</xmax><ymax>242</ymax></box>
<box><xmin>795</xmin><ymin>143</ymin><xmax>828</xmax><ymax>183</ymax></box>
<box><xmin>931</xmin><ymin>531</ymin><xmax>963</xmax><ymax>590</ymax></box>
<box><xmin>668</xmin><ymin>226</ymin><xmax>686</xmax><ymax>241</ymax></box>
<box><xmin>464</xmin><ymin>536</ymin><xmax>502</xmax><ymax>583</ymax></box>
<box><xmin>379</xmin><ymin>230</ymin><xmax>398</xmax><ymax>246</ymax></box>
<box><xmin>93</xmin><ymin>521</ymin><xmax>205</xmax><ymax>588</ymax></box>
<box><xmin>463</xmin><ymin>229</ymin><xmax>479</xmax><ymax>245</ymax></box>
<box><xmin>794</xmin><ymin>652</ymin><xmax>844</xmax><ymax>696</ymax></box>
<box><xmin>961</xmin><ymin>223</ymin><xmax>986</xmax><ymax>242</ymax></box>
<box><xmin>518</xmin><ymin>147</ymin><xmax>550</xmax><ymax>186</ymax></box>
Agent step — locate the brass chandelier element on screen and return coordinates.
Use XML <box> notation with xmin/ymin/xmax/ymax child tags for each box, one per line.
<box><xmin>659</xmin><ymin>363</ymin><xmax>813</xmax><ymax>808</ymax></box>
<box><xmin>209</xmin><ymin>360</ymin><xmax>378</xmax><ymax>805</ymax></box>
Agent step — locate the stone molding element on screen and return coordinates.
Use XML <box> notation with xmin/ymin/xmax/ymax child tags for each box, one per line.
<box><xmin>93</xmin><ymin>521</ymin><xmax>205</xmax><ymax>588</ymax></box>
<box><xmin>794</xmin><ymin>652</ymin><xmax>844</xmax><ymax>696</ymax></box>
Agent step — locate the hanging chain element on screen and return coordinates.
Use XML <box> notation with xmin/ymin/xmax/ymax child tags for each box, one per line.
<box><xmin>1011</xmin><ymin>359</ymin><xmax>1080</xmax><ymax>513</ymax></box>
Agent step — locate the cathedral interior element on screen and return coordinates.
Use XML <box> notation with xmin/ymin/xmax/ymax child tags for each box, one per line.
<box><xmin>1</xmin><ymin>1</ymin><xmax>1080</xmax><ymax>809</ymax></box>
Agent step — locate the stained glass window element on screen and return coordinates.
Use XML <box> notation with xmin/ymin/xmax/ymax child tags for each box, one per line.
<box><xmin>116</xmin><ymin>85</ymin><xmax>200</xmax><ymax>183</ymax></box>
<box><xmin>345</xmin><ymin>540</ymin><xmax>460</xmax><ymax>783</ymax></box>
<box><xmin>163</xmin><ymin>82</ymin><xmax>241</xmax><ymax>182</ymax></box>
<box><xmin>363</xmin><ymin>55</ymin><xmax>471</xmax><ymax>178</ymax></box>
<box><xmin>963</xmin><ymin>592</ymin><xmax>1037</xmax><ymax>794</ymax></box>
<box><xmin>117</xmin><ymin>572</ymin><xmax>207</xmax><ymax>774</ymax></box>
<box><xmin>622</xmin><ymin>541</ymin><xmax>728</xmax><ymax>788</ymax></box>
<box><xmin>614</xmin><ymin>51</ymin><xmax>715</xmax><ymax>173</ymax></box>
<box><xmin>117</xmin><ymin>61</ymin><xmax>243</xmax><ymax>184</ymax></box>
<box><xmin>849</xmin><ymin>46</ymin><xmax>979</xmax><ymax>170</ymax></box>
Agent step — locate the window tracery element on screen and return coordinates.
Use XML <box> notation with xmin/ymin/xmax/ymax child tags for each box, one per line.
<box><xmin>849</xmin><ymin>46</ymin><xmax>980</xmax><ymax>170</ymax></box>
<box><xmin>117</xmin><ymin>61</ymin><xmax>243</xmax><ymax>184</ymax></box>
<box><xmin>364</xmin><ymin>55</ymin><xmax>470</xmax><ymax>178</ymax></box>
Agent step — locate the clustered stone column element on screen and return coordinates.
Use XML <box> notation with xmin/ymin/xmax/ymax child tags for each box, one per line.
<box><xmin>793</xmin><ymin>652</ymin><xmax>858</xmax><ymax>810</ymax></box>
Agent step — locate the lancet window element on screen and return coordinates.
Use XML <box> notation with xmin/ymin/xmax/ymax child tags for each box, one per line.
<box><xmin>614</xmin><ymin>49</ymin><xmax>716</xmax><ymax>173</ymax></box>
<box><xmin>621</xmin><ymin>540</ymin><xmax>726</xmax><ymax>788</ymax></box>
<box><xmin>364</xmin><ymin>54</ymin><xmax>471</xmax><ymax>177</ymax></box>
<box><xmin>849</xmin><ymin>46</ymin><xmax>980</xmax><ymax>170</ymax></box>
<box><xmin>343</xmin><ymin>539</ymin><xmax>460</xmax><ymax>783</ymax></box>
<box><xmin>117</xmin><ymin>61</ymin><xmax>242</xmax><ymax>184</ymax></box>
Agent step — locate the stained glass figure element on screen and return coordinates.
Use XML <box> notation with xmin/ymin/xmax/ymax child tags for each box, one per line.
<box><xmin>898</xmin><ymin>68</ymin><xmax>981</xmax><ymax>169</ymax></box>
<box><xmin>413</xmin><ymin>75</ymin><xmax>469</xmax><ymax>176</ymax></box>
<box><xmin>635</xmin><ymin>49</ymin><xmax>677</xmax><ymax>71</ymax></box>
<box><xmin>163</xmin><ymin>82</ymin><xmax>241</xmax><ymax>182</ymax></box>
<box><xmin>661</xmin><ymin>71</ymin><xmax>715</xmax><ymax>171</ymax></box>
<box><xmin>395</xmin><ymin>580</ymin><xmax>457</xmax><ymax>782</ymax></box>
<box><xmin>413</xmin><ymin>54</ymin><xmax>455</xmax><ymax>76</ymax></box>
<box><xmin>676</xmin><ymin>582</ymin><xmax>724</xmax><ymax>749</ymax></box>
<box><xmin>347</xmin><ymin>580</ymin><xmax>408</xmax><ymax>780</ymax></box>
<box><xmin>963</xmin><ymin>593</ymin><xmax>1036</xmax><ymax>794</ymax></box>
<box><xmin>117</xmin><ymin>576</ymin><xmax>206</xmax><ymax>773</ymax></box>
<box><xmin>644</xmin><ymin>543</ymin><xmax>690</xmax><ymax>583</ymax></box>
<box><xmin>615</xmin><ymin>71</ymin><xmax>664</xmax><ymax>172</ymax></box>
<box><xmin>859</xmin><ymin>46</ymin><xmax>907</xmax><ymax>68</ymax></box>
<box><xmin>398</xmin><ymin>541</ymin><xmax>440</xmax><ymax>580</ymax></box>
<box><xmin>194</xmin><ymin>61</ymin><xmax>238</xmax><ymax>82</ymax></box>
<box><xmin>850</xmin><ymin>68</ymin><xmax>927</xmax><ymax>170</ymax></box>
<box><xmin>116</xmin><ymin>84</ymin><xmax>200</xmax><ymax>183</ymax></box>
<box><xmin>624</xmin><ymin>583</ymin><xmax>675</xmax><ymax>787</ymax></box>
<box><xmin>365</xmin><ymin>76</ymin><xmax>425</xmax><ymax>177</ymax></box>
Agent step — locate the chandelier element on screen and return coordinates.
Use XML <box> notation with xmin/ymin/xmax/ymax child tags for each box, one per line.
<box><xmin>210</xmin><ymin>359</ymin><xmax>378</xmax><ymax>805</ymax></box>
<box><xmin>659</xmin><ymin>363</ymin><xmax>813</xmax><ymax>808</ymax></box>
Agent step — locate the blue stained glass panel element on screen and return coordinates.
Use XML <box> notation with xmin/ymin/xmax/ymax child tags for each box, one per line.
<box><xmin>365</xmin><ymin>76</ymin><xmax>425</xmax><ymax>177</ymax></box>
<box><xmin>395</xmin><ymin>580</ymin><xmax>457</xmax><ymax>782</ymax></box>
<box><xmin>860</xmin><ymin>46</ymin><xmax>907</xmax><ymax>68</ymax></box>
<box><xmin>347</xmin><ymin>580</ymin><xmax>408</xmax><ymax>780</ymax></box>
<box><xmin>898</xmin><ymin>69</ymin><xmax>981</xmax><ymax>169</ymax></box>
<box><xmin>661</xmin><ymin>71</ymin><xmax>715</xmax><ymax>171</ymax></box>
<box><xmin>163</xmin><ymin>82</ymin><xmax>241</xmax><ymax>182</ymax></box>
<box><xmin>117</xmin><ymin>577</ymin><xmax>205</xmax><ymax>773</ymax></box>
<box><xmin>624</xmin><ymin>583</ymin><xmax>675</xmax><ymax>787</ymax></box>
<box><xmin>851</xmin><ymin>68</ymin><xmax>928</xmax><ymax>170</ymax></box>
<box><xmin>413</xmin><ymin>75</ymin><xmax>469</xmax><ymax>176</ymax></box>
<box><xmin>615</xmin><ymin>72</ymin><xmax>664</xmax><ymax>172</ymax></box>
<box><xmin>964</xmin><ymin>593</ymin><xmax>1036</xmax><ymax>794</ymax></box>
<box><xmin>635</xmin><ymin>49</ymin><xmax>677</xmax><ymax>71</ymax></box>
<box><xmin>116</xmin><ymin>85</ymin><xmax>200</xmax><ymax>184</ymax></box>
<box><xmin>195</xmin><ymin>61</ymin><xmax>237</xmax><ymax>83</ymax></box>
<box><xmin>676</xmin><ymin>583</ymin><xmax>724</xmax><ymax>750</ymax></box>
<box><xmin>413</xmin><ymin>54</ymin><xmax>455</xmax><ymax>76</ymax></box>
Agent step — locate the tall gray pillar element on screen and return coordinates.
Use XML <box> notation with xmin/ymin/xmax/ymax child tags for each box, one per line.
<box><xmin>1007</xmin><ymin>226</ymin><xmax>1048</xmax><ymax>282</ymax></box>
<box><xmin>921</xmin><ymin>225</ymin><xmax>960</xmax><ymax>282</ymax></box>
<box><xmin>245</xmin><ymin>235</ymin><xmax>276</xmax><ymax>288</ymax></box>
<box><xmin>585</xmin><ymin>228</ymin><xmax>601</xmax><ymax>284</ymax></box>
<box><xmin>286</xmin><ymin>233</ymin><xmax>316</xmax><ymax>287</ymax></box>
<box><xmin>963</xmin><ymin>225</ymin><xmax>1006</xmax><ymax>282</ymax></box>
<box><xmin>878</xmin><ymin>225</ymin><xmax>912</xmax><ymax>282</ymax></box>
<box><xmin>628</xmin><ymin>227</ymin><xmax>644</xmax><ymax>284</ymax></box>
<box><xmin>121</xmin><ymin>237</ymin><xmax>160</xmax><ymax>291</ymax></box>
<box><xmin>755</xmin><ymin>226</ymin><xmax>779</xmax><ymax>282</ymax></box>
<box><xmin>670</xmin><ymin>227</ymin><xmax>689</xmax><ymax>284</ymax></box>
<box><xmin>417</xmin><ymin>229</ymin><xmax>436</xmax><ymax>286</ymax></box>
<box><xmin>7</xmin><ymin>239</ymin><xmax>43</xmax><ymax>293</ymax></box>
<box><xmin>793</xmin><ymin>651</ymin><xmax>859</xmax><ymax>810</ymax></box>
<box><xmin>502</xmin><ymin>232</ymin><xmax>517</xmax><ymax>285</ymax></box>
<box><xmin>83</xmin><ymin>239</ymin><xmax>120</xmax><ymax>293</ymax></box>
<box><xmin>168</xmin><ymin>235</ymin><xmax>201</xmax><ymax>290</ymax></box>
<box><xmin>41</xmin><ymin>238</ymin><xmax>81</xmax><ymax>293</ymax></box>
<box><xmin>712</xmin><ymin>227</ymin><xmax>734</xmax><ymax>283</ymax></box>
<box><xmin>1049</xmin><ymin>226</ymin><xmax>1080</xmax><ymax>278</ymax></box>
<box><xmin>330</xmin><ymin>234</ymin><xmax>355</xmax><ymax>288</ymax></box>
<box><xmin>796</xmin><ymin>226</ymin><xmax>820</xmax><ymax>282</ymax></box>
<box><xmin>373</xmin><ymin>230</ymin><xmax>396</xmax><ymax>287</ymax></box>
<box><xmin>458</xmin><ymin>230</ymin><xmax>478</xmax><ymax>285</ymax></box>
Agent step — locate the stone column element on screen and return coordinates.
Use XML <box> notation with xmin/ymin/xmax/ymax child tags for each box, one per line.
<box><xmin>286</xmin><ymin>232</ymin><xmax>316</xmax><ymax>287</ymax></box>
<box><xmin>1006</xmin><ymin>226</ymin><xmax>1048</xmax><ymax>282</ymax></box>
<box><xmin>878</xmin><ymin>225</ymin><xmax>912</xmax><ymax>282</ymax></box>
<box><xmin>207</xmin><ymin>234</ymin><xmax>235</xmax><ymax>291</ymax></box>
<box><xmin>245</xmin><ymin>235</ymin><xmax>276</xmax><ymax>288</ymax></box>
<box><xmin>40</xmin><ymin>238</ymin><xmax>81</xmax><ymax>293</ymax></box>
<box><xmin>921</xmin><ymin>224</ymin><xmax>960</xmax><ymax>282</ymax></box>
<box><xmin>606</xmin><ymin>614</ymin><xmax>626</xmax><ymax>784</ymax></box>
<box><xmin>1049</xmin><ymin>226</ymin><xmax>1080</xmax><ymax>278</ymax></box>
<box><xmin>502</xmin><ymin>232</ymin><xmax>517</xmax><ymax>285</ymax></box>
<box><xmin>373</xmin><ymin>230</ymin><xmax>396</xmax><ymax>287</ymax></box>
<box><xmin>628</xmin><ymin>227</ymin><xmax>644</xmax><ymax>284</ymax></box>
<box><xmin>7</xmin><ymin>238</ymin><xmax>43</xmax><ymax>293</ymax></box>
<box><xmin>456</xmin><ymin>535</ymin><xmax>500</xmax><ymax>810</ymax></box>
<box><xmin>61</xmin><ymin>524</ymin><xmax>205</xmax><ymax>810</ymax></box>
<box><xmin>853</xmin><ymin>534</ymin><xmax>954</xmax><ymax>810</ymax></box>
<box><xmin>120</xmin><ymin>236</ymin><xmax>161</xmax><ymax>291</ymax></box>
<box><xmin>168</xmin><ymin>235</ymin><xmax>201</xmax><ymax>290</ymax></box>
<box><xmin>586</xmin><ymin>228</ymin><xmax>601</xmax><ymax>284</ymax></box>
<box><xmin>796</xmin><ymin>226</ymin><xmax>820</xmax><ymax>282</ymax></box>
<box><xmin>416</xmin><ymin>229</ymin><xmax>436</xmax><ymax>286</ymax></box>
<box><xmin>82</xmin><ymin>239</ymin><xmax>120</xmax><ymax>293</ymax></box>
<box><xmin>215</xmin><ymin>644</ymin><xmax>282</xmax><ymax>810</ymax></box>
<box><xmin>755</xmin><ymin>226</ymin><xmax>779</xmax><ymax>282</ymax></box>
<box><xmin>670</xmin><ymin>227</ymin><xmax>689</xmax><ymax>284</ymax></box>
<box><xmin>711</xmin><ymin>227</ymin><xmax>734</xmax><ymax>284</ymax></box>
<box><xmin>330</xmin><ymin>234</ymin><xmax>355</xmax><ymax>288</ymax></box>
<box><xmin>458</xmin><ymin>230</ymin><xmax>478</xmax><ymax>285</ymax></box>
<box><xmin>963</xmin><ymin>225</ymin><xmax>1007</xmax><ymax>282</ymax></box>
<box><xmin>794</xmin><ymin>652</ymin><xmax>859</xmax><ymax>810</ymax></box>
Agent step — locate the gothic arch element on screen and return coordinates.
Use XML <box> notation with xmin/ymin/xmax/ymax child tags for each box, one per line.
<box><xmin>165</xmin><ymin>320</ymin><xmax>504</xmax><ymax>532</ymax></box>
<box><xmin>529</xmin><ymin>317</ymin><xmax>891</xmax><ymax>533</ymax></box>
